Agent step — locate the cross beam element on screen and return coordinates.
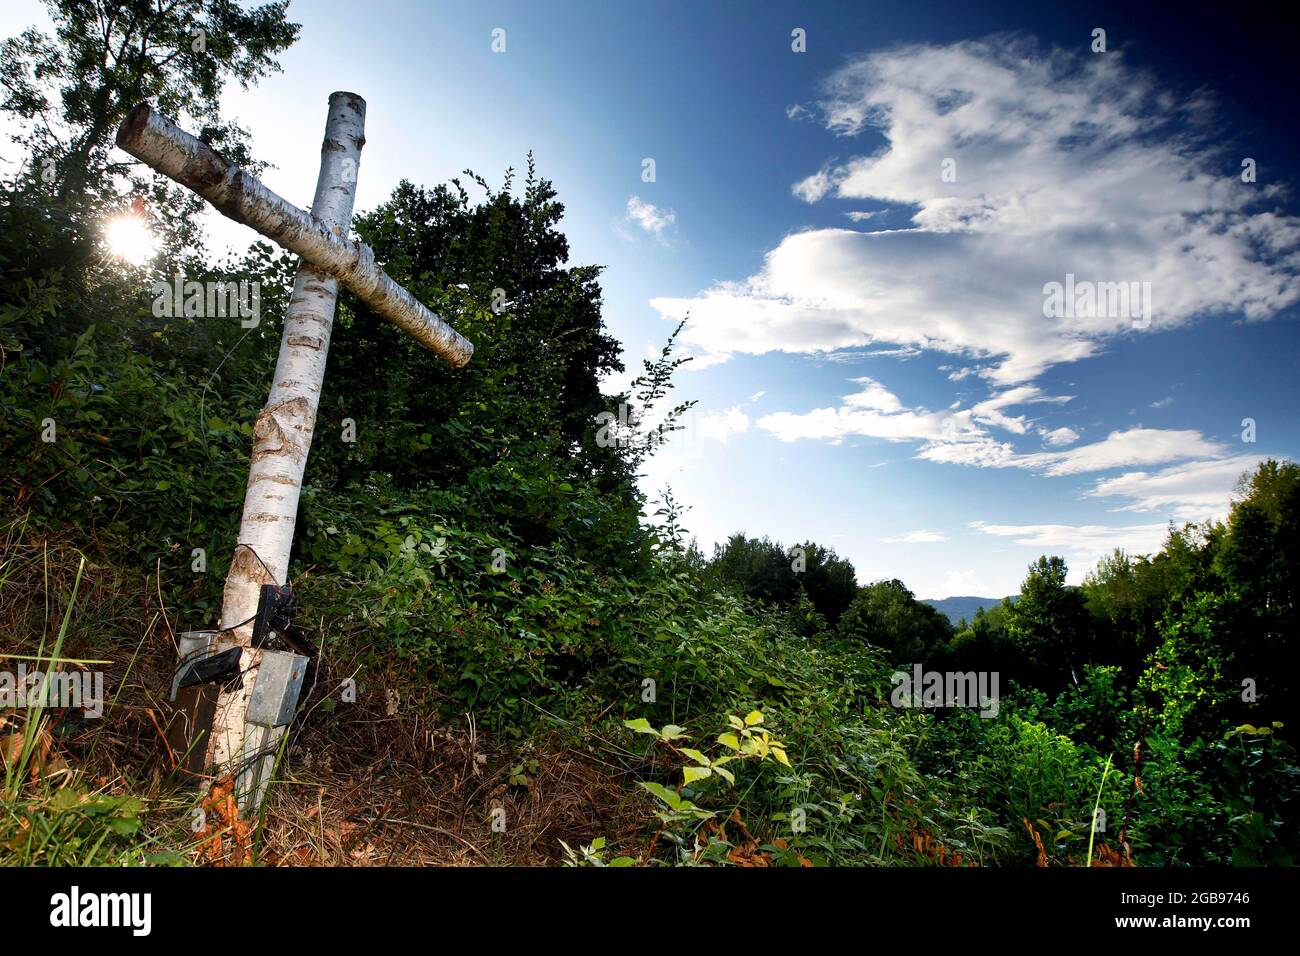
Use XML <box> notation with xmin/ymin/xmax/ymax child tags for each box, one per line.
<box><xmin>116</xmin><ymin>93</ymin><xmax>473</xmax><ymax>811</ymax></box>
<box><xmin>116</xmin><ymin>102</ymin><xmax>473</xmax><ymax>367</ymax></box>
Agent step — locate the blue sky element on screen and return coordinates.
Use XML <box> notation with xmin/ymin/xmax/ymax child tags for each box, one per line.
<box><xmin>4</xmin><ymin>0</ymin><xmax>1298</xmax><ymax>597</ymax></box>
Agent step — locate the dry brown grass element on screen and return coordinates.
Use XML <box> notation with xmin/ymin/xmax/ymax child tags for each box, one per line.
<box><xmin>259</xmin><ymin>691</ymin><xmax>650</xmax><ymax>866</ymax></box>
<box><xmin>1</xmin><ymin>520</ymin><xmax>653</xmax><ymax>866</ymax></box>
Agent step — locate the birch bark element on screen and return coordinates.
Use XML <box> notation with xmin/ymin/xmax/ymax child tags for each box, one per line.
<box><xmin>115</xmin><ymin>93</ymin><xmax>476</xmax><ymax>809</ymax></box>
<box><xmin>212</xmin><ymin>92</ymin><xmax>364</xmax><ymax>805</ymax></box>
<box><xmin>115</xmin><ymin>103</ymin><xmax>472</xmax><ymax>367</ymax></box>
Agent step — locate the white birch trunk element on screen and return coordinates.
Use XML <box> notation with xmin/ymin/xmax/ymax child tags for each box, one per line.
<box><xmin>209</xmin><ymin>93</ymin><xmax>366</xmax><ymax>809</ymax></box>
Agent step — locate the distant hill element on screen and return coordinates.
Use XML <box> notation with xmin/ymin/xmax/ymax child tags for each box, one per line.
<box><xmin>922</xmin><ymin>595</ymin><xmax>1012</xmax><ymax>625</ymax></box>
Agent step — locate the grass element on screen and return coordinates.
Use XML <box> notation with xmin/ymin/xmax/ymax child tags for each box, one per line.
<box><xmin>0</xmin><ymin>520</ymin><xmax>1139</xmax><ymax>868</ymax></box>
<box><xmin>0</xmin><ymin>525</ymin><xmax>645</xmax><ymax>866</ymax></box>
<box><xmin>0</xmin><ymin>533</ymin><xmax>201</xmax><ymax>866</ymax></box>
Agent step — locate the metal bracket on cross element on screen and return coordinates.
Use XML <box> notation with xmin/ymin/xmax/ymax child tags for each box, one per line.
<box><xmin>115</xmin><ymin>93</ymin><xmax>474</xmax><ymax>812</ymax></box>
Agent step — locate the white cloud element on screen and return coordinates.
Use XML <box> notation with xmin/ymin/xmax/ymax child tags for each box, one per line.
<box><xmin>846</xmin><ymin>376</ymin><xmax>906</xmax><ymax>412</ymax></box>
<box><xmin>1150</xmin><ymin>396</ymin><xmax>1175</xmax><ymax>409</ymax></box>
<box><xmin>758</xmin><ymin>378</ymin><xmax>1211</xmax><ymax>478</ymax></box>
<box><xmin>883</xmin><ymin>530</ymin><xmax>949</xmax><ymax>543</ymax></box>
<box><xmin>791</xmin><ymin>165</ymin><xmax>841</xmax><ymax>203</ymax></box>
<box><xmin>863</xmin><ymin>345</ymin><xmax>922</xmax><ymax>358</ymax></box>
<box><xmin>697</xmin><ymin>406</ymin><xmax>751</xmax><ymax>443</ymax></box>
<box><xmin>758</xmin><ymin>378</ymin><xmax>983</xmax><ymax>444</ymax></box>
<box><xmin>625</xmin><ymin>196</ymin><xmax>676</xmax><ymax>235</ymax></box>
<box><xmin>968</xmin><ymin>385</ymin><xmax>1072</xmax><ymax>435</ymax></box>
<box><xmin>1085</xmin><ymin>454</ymin><xmax>1271</xmax><ymax>521</ymax></box>
<box><xmin>651</xmin><ymin>38</ymin><xmax>1300</xmax><ymax>383</ymax></box>
<box><xmin>1039</xmin><ymin>426</ymin><xmax>1080</xmax><ymax>447</ymax></box>
<box><xmin>917</xmin><ymin>427</ymin><xmax>1222</xmax><ymax>475</ymax></box>
<box><xmin>749</xmin><ymin>390</ymin><xmax>766</xmax><ymax>402</ymax></box>
<box><xmin>1014</xmin><ymin>428</ymin><xmax>1224</xmax><ymax>477</ymax></box>
<box><xmin>970</xmin><ymin>519</ymin><xmax>1171</xmax><ymax>570</ymax></box>
<box><xmin>939</xmin><ymin>569</ymin><xmax>990</xmax><ymax>596</ymax></box>
<box><xmin>917</xmin><ymin>437</ymin><xmax>1017</xmax><ymax>468</ymax></box>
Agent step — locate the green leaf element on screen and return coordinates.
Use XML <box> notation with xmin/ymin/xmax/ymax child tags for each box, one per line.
<box><xmin>50</xmin><ymin>788</ymin><xmax>80</xmax><ymax>812</ymax></box>
<box><xmin>682</xmin><ymin>766</ymin><xmax>712</xmax><ymax>785</ymax></box>
<box><xmin>679</xmin><ymin>748</ymin><xmax>710</xmax><ymax>766</ymax></box>
<box><xmin>744</xmin><ymin>710</ymin><xmax>764</xmax><ymax>726</ymax></box>
<box><xmin>640</xmin><ymin>781</ymin><xmax>683</xmax><ymax>810</ymax></box>
<box><xmin>717</xmin><ymin>733</ymin><xmax>741</xmax><ymax>751</ymax></box>
<box><xmin>624</xmin><ymin>718</ymin><xmax>656</xmax><ymax>735</ymax></box>
<box><xmin>144</xmin><ymin>851</ymin><xmax>186</xmax><ymax>866</ymax></box>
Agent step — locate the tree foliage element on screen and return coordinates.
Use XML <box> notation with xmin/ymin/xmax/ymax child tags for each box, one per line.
<box><xmin>705</xmin><ymin>533</ymin><xmax>857</xmax><ymax>626</ymax></box>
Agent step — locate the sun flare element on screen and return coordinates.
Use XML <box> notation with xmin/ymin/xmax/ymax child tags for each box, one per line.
<box><xmin>103</xmin><ymin>214</ymin><xmax>158</xmax><ymax>266</ymax></box>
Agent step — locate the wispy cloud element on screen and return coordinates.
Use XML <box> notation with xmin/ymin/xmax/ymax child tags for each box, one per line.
<box><xmin>917</xmin><ymin>427</ymin><xmax>1224</xmax><ymax>476</ymax></box>
<box><xmin>625</xmin><ymin>196</ymin><xmax>676</xmax><ymax>235</ymax></box>
<box><xmin>1011</xmin><ymin>428</ymin><xmax>1225</xmax><ymax>477</ymax></box>
<box><xmin>1039</xmin><ymin>426</ymin><xmax>1080</xmax><ymax>447</ymax></box>
<box><xmin>883</xmin><ymin>530</ymin><xmax>949</xmax><ymax>543</ymax></box>
<box><xmin>652</xmin><ymin>38</ymin><xmax>1300</xmax><ymax>382</ymax></box>
<box><xmin>754</xmin><ymin>371</ymin><xmax>1237</xmax><ymax>486</ymax></box>
<box><xmin>970</xmin><ymin>519</ymin><xmax>1172</xmax><ymax>568</ymax></box>
<box><xmin>758</xmin><ymin>377</ymin><xmax>981</xmax><ymax>444</ymax></box>
<box><xmin>697</xmin><ymin>406</ymin><xmax>751</xmax><ymax>443</ymax></box>
<box><xmin>759</xmin><ymin>378</ymin><xmax>1227</xmax><ymax>480</ymax></box>
<box><xmin>1084</xmin><ymin>454</ymin><xmax>1273</xmax><ymax>521</ymax></box>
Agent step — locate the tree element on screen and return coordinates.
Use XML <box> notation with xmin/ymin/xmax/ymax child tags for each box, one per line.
<box><xmin>945</xmin><ymin>603</ymin><xmax>1014</xmax><ymax>675</ymax></box>
<box><xmin>1</xmin><ymin>0</ymin><xmax>298</xmax><ymax>203</ymax></box>
<box><xmin>1211</xmin><ymin>460</ymin><xmax>1299</xmax><ymax>730</ymax></box>
<box><xmin>1115</xmin><ymin>461</ymin><xmax>1300</xmax><ymax>745</ymax></box>
<box><xmin>794</xmin><ymin>540</ymin><xmax>858</xmax><ymax>624</ymax></box>
<box><xmin>837</xmin><ymin>578</ymin><xmax>952</xmax><ymax>664</ymax></box>
<box><xmin>1083</xmin><ymin>548</ymin><xmax>1174</xmax><ymax>673</ymax></box>
<box><xmin>706</xmin><ymin>533</ymin><xmax>857</xmax><ymax>625</ymax></box>
<box><xmin>317</xmin><ymin>169</ymin><xmax>626</xmax><ymax>496</ymax></box>
<box><xmin>0</xmin><ymin>0</ymin><xmax>300</xmax><ymax>553</ymax></box>
<box><xmin>1006</xmin><ymin>556</ymin><xmax>1089</xmax><ymax>688</ymax></box>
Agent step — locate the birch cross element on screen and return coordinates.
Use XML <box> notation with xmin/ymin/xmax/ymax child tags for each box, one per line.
<box><xmin>115</xmin><ymin>92</ymin><xmax>473</xmax><ymax>810</ymax></box>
